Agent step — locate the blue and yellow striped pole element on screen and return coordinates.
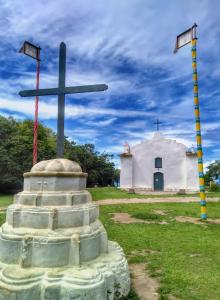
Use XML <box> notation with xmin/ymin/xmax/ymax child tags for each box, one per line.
<box><xmin>191</xmin><ymin>32</ymin><xmax>207</xmax><ymax>220</ymax></box>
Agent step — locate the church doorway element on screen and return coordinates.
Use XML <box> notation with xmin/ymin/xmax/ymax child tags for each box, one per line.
<box><xmin>154</xmin><ymin>172</ymin><xmax>164</xmax><ymax>191</ymax></box>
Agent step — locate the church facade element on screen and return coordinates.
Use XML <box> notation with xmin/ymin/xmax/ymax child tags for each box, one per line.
<box><xmin>120</xmin><ymin>132</ymin><xmax>199</xmax><ymax>192</ymax></box>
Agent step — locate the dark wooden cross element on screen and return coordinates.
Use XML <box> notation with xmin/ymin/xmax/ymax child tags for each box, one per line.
<box><xmin>19</xmin><ymin>42</ymin><xmax>108</xmax><ymax>158</ymax></box>
<box><xmin>154</xmin><ymin>119</ymin><xmax>162</xmax><ymax>131</ymax></box>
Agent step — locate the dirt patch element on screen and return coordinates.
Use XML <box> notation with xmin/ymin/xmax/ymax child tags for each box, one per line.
<box><xmin>127</xmin><ymin>249</ymin><xmax>158</xmax><ymax>260</ymax></box>
<box><xmin>97</xmin><ymin>197</ymin><xmax>220</xmax><ymax>206</ymax></box>
<box><xmin>153</xmin><ymin>209</ymin><xmax>168</xmax><ymax>216</ymax></box>
<box><xmin>111</xmin><ymin>213</ymin><xmax>168</xmax><ymax>225</ymax></box>
<box><xmin>208</xmin><ymin>218</ymin><xmax>220</xmax><ymax>224</ymax></box>
<box><xmin>130</xmin><ymin>263</ymin><xmax>159</xmax><ymax>300</ymax></box>
<box><xmin>175</xmin><ymin>216</ymin><xmax>220</xmax><ymax>225</ymax></box>
<box><xmin>130</xmin><ymin>249</ymin><xmax>157</xmax><ymax>256</ymax></box>
<box><xmin>175</xmin><ymin>216</ymin><xmax>204</xmax><ymax>225</ymax></box>
<box><xmin>168</xmin><ymin>295</ymin><xmax>180</xmax><ymax>300</ymax></box>
<box><xmin>189</xmin><ymin>253</ymin><xmax>202</xmax><ymax>258</ymax></box>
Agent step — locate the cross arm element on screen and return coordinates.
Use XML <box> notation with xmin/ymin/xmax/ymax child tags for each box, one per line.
<box><xmin>19</xmin><ymin>88</ymin><xmax>60</xmax><ymax>97</ymax></box>
<box><xmin>19</xmin><ymin>84</ymin><xmax>108</xmax><ymax>97</ymax></box>
<box><xmin>65</xmin><ymin>84</ymin><xmax>108</xmax><ymax>95</ymax></box>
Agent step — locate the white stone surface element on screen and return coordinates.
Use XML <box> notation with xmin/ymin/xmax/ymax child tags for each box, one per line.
<box><xmin>31</xmin><ymin>158</ymin><xmax>82</xmax><ymax>173</ymax></box>
<box><xmin>0</xmin><ymin>159</ymin><xmax>130</xmax><ymax>299</ymax></box>
<box><xmin>120</xmin><ymin>132</ymin><xmax>199</xmax><ymax>192</ymax></box>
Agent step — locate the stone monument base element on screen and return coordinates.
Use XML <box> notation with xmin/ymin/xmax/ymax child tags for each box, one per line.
<box><xmin>0</xmin><ymin>159</ymin><xmax>130</xmax><ymax>299</ymax></box>
<box><xmin>0</xmin><ymin>241</ymin><xmax>129</xmax><ymax>300</ymax></box>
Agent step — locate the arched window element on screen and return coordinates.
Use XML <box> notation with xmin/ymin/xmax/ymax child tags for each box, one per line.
<box><xmin>155</xmin><ymin>157</ymin><xmax>162</xmax><ymax>168</ymax></box>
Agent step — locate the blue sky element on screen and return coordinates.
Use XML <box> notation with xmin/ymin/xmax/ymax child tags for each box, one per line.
<box><xmin>0</xmin><ymin>0</ymin><xmax>220</xmax><ymax>168</ymax></box>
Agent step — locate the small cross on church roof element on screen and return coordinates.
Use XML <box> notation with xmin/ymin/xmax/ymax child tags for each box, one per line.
<box><xmin>154</xmin><ymin>119</ymin><xmax>162</xmax><ymax>131</ymax></box>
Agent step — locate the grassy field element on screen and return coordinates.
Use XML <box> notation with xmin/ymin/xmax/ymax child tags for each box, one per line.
<box><xmin>100</xmin><ymin>202</ymin><xmax>220</xmax><ymax>300</ymax></box>
<box><xmin>88</xmin><ymin>187</ymin><xmax>220</xmax><ymax>201</ymax></box>
<box><xmin>88</xmin><ymin>187</ymin><xmax>196</xmax><ymax>200</ymax></box>
<box><xmin>1</xmin><ymin>190</ymin><xmax>220</xmax><ymax>299</ymax></box>
<box><xmin>0</xmin><ymin>194</ymin><xmax>13</xmax><ymax>207</ymax></box>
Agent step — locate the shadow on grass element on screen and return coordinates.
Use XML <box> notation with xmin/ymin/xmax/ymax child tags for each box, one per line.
<box><xmin>120</xmin><ymin>289</ymin><xmax>139</xmax><ymax>300</ymax></box>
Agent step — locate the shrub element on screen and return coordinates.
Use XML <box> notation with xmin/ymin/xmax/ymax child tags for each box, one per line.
<box><xmin>209</xmin><ymin>182</ymin><xmax>220</xmax><ymax>192</ymax></box>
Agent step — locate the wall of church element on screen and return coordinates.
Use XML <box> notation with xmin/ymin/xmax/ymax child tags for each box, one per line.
<box><xmin>120</xmin><ymin>156</ymin><xmax>133</xmax><ymax>188</ymax></box>
<box><xmin>185</xmin><ymin>156</ymin><xmax>199</xmax><ymax>191</ymax></box>
<box><xmin>131</xmin><ymin>139</ymin><xmax>187</xmax><ymax>191</ymax></box>
<box><xmin>120</xmin><ymin>133</ymin><xmax>199</xmax><ymax>192</ymax></box>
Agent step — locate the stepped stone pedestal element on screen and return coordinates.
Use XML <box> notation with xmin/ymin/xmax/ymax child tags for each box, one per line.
<box><xmin>0</xmin><ymin>159</ymin><xmax>130</xmax><ymax>299</ymax></box>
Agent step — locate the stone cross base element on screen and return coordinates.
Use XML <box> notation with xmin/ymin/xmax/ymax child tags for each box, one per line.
<box><xmin>0</xmin><ymin>159</ymin><xmax>130</xmax><ymax>299</ymax></box>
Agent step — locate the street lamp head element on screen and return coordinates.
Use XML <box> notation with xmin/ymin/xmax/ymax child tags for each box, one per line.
<box><xmin>19</xmin><ymin>41</ymin><xmax>41</xmax><ymax>60</ymax></box>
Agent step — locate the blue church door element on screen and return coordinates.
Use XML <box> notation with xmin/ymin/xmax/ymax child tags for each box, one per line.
<box><xmin>154</xmin><ymin>172</ymin><xmax>164</xmax><ymax>191</ymax></box>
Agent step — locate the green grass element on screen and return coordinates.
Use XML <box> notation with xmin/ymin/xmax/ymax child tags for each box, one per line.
<box><xmin>0</xmin><ymin>213</ymin><xmax>6</xmax><ymax>225</ymax></box>
<box><xmin>0</xmin><ymin>194</ymin><xmax>13</xmax><ymax>207</ymax></box>
<box><xmin>1</xmin><ymin>189</ymin><xmax>220</xmax><ymax>299</ymax></box>
<box><xmin>100</xmin><ymin>202</ymin><xmax>220</xmax><ymax>300</ymax></box>
<box><xmin>131</xmin><ymin>211</ymin><xmax>163</xmax><ymax>221</ymax></box>
<box><xmin>87</xmin><ymin>187</ymin><xmax>197</xmax><ymax>200</ymax></box>
<box><xmin>206</xmin><ymin>191</ymin><xmax>220</xmax><ymax>197</ymax></box>
<box><xmin>88</xmin><ymin>186</ymin><xmax>220</xmax><ymax>201</ymax></box>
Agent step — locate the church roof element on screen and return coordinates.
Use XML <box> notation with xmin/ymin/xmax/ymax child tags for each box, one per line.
<box><xmin>119</xmin><ymin>153</ymin><xmax>133</xmax><ymax>157</ymax></box>
<box><xmin>152</xmin><ymin>131</ymin><xmax>164</xmax><ymax>140</ymax></box>
<box><xmin>119</xmin><ymin>131</ymin><xmax>197</xmax><ymax>156</ymax></box>
<box><xmin>133</xmin><ymin>131</ymin><xmax>186</xmax><ymax>149</ymax></box>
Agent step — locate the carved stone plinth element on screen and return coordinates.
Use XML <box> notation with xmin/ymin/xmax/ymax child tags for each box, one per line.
<box><xmin>0</xmin><ymin>159</ymin><xmax>130</xmax><ymax>299</ymax></box>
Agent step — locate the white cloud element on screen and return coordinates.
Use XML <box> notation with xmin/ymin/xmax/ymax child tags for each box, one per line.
<box><xmin>1</xmin><ymin>0</ymin><xmax>218</xmax><ymax>70</ymax></box>
<box><xmin>0</xmin><ymin>111</ymin><xmax>24</xmax><ymax>120</ymax></box>
<box><xmin>0</xmin><ymin>0</ymin><xmax>220</xmax><ymax>164</ymax></box>
<box><xmin>0</xmin><ymin>95</ymin><xmax>157</xmax><ymax>120</ymax></box>
<box><xmin>65</xmin><ymin>128</ymin><xmax>99</xmax><ymax>143</ymax></box>
<box><xmin>86</xmin><ymin>117</ymin><xmax>117</xmax><ymax>127</ymax></box>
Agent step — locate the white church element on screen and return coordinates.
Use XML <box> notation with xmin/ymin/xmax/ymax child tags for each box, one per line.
<box><xmin>120</xmin><ymin>132</ymin><xmax>199</xmax><ymax>192</ymax></box>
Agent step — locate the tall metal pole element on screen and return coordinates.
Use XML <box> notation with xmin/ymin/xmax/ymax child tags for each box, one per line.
<box><xmin>33</xmin><ymin>50</ymin><xmax>40</xmax><ymax>165</ymax></box>
<box><xmin>191</xmin><ymin>26</ymin><xmax>207</xmax><ymax>220</ymax></box>
<box><xmin>57</xmin><ymin>42</ymin><xmax>66</xmax><ymax>158</ymax></box>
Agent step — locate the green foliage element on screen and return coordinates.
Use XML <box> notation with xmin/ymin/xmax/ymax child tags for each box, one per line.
<box><xmin>206</xmin><ymin>160</ymin><xmax>220</xmax><ymax>181</ymax></box>
<box><xmin>204</xmin><ymin>173</ymin><xmax>211</xmax><ymax>186</ymax></box>
<box><xmin>0</xmin><ymin>116</ymin><xmax>56</xmax><ymax>191</ymax></box>
<box><xmin>66</xmin><ymin>143</ymin><xmax>116</xmax><ymax>186</ymax></box>
<box><xmin>209</xmin><ymin>182</ymin><xmax>220</xmax><ymax>192</ymax></box>
<box><xmin>0</xmin><ymin>115</ymin><xmax>117</xmax><ymax>191</ymax></box>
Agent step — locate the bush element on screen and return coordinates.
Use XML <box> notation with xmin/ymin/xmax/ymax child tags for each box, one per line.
<box><xmin>209</xmin><ymin>182</ymin><xmax>220</xmax><ymax>192</ymax></box>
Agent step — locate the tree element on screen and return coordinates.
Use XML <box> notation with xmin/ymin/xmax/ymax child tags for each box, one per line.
<box><xmin>205</xmin><ymin>160</ymin><xmax>220</xmax><ymax>186</ymax></box>
<box><xmin>0</xmin><ymin>117</ymin><xmax>57</xmax><ymax>191</ymax></box>
<box><xmin>66</xmin><ymin>144</ymin><xmax>116</xmax><ymax>186</ymax></box>
<box><xmin>0</xmin><ymin>116</ymin><xmax>19</xmax><ymax>190</ymax></box>
<box><xmin>206</xmin><ymin>161</ymin><xmax>220</xmax><ymax>180</ymax></box>
<box><xmin>0</xmin><ymin>115</ymin><xmax>117</xmax><ymax>191</ymax></box>
<box><xmin>113</xmin><ymin>169</ymin><xmax>120</xmax><ymax>186</ymax></box>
